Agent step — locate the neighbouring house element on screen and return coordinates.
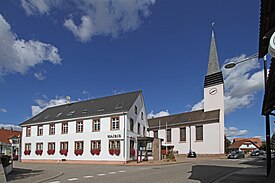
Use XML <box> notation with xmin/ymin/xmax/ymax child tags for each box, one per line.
<box><xmin>0</xmin><ymin>128</ymin><xmax>21</xmax><ymax>160</ymax></box>
<box><xmin>148</xmin><ymin>28</ymin><xmax>225</xmax><ymax>156</ymax></box>
<box><xmin>227</xmin><ymin>138</ymin><xmax>262</xmax><ymax>153</ymax></box>
<box><xmin>20</xmin><ymin>91</ymin><xmax>150</xmax><ymax>164</ymax></box>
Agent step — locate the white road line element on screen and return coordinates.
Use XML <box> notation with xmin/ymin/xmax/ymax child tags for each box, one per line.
<box><xmin>48</xmin><ymin>181</ymin><xmax>61</xmax><ymax>183</ymax></box>
<box><xmin>118</xmin><ymin>170</ymin><xmax>126</xmax><ymax>173</ymax></box>
<box><xmin>67</xmin><ymin>178</ymin><xmax>78</xmax><ymax>181</ymax></box>
<box><xmin>108</xmin><ymin>172</ymin><xmax>117</xmax><ymax>174</ymax></box>
<box><xmin>97</xmin><ymin>173</ymin><xmax>106</xmax><ymax>176</ymax></box>
<box><xmin>83</xmin><ymin>175</ymin><xmax>94</xmax><ymax>178</ymax></box>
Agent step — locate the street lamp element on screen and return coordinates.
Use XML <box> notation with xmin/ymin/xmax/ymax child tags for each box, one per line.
<box><xmin>225</xmin><ymin>53</ymin><xmax>272</xmax><ymax>176</ymax></box>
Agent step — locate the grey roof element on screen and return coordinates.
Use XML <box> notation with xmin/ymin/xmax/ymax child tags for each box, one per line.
<box><xmin>21</xmin><ymin>90</ymin><xmax>142</xmax><ymax>126</ymax></box>
<box><xmin>148</xmin><ymin>109</ymin><xmax>220</xmax><ymax>131</ymax></box>
<box><xmin>207</xmin><ymin>30</ymin><xmax>220</xmax><ymax>75</ymax></box>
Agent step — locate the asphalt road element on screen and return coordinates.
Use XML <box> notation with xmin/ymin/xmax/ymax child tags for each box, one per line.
<box><xmin>7</xmin><ymin>157</ymin><xmax>266</xmax><ymax>183</ymax></box>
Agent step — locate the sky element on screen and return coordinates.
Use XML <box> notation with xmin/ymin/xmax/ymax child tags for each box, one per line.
<box><xmin>0</xmin><ymin>0</ymin><xmax>274</xmax><ymax>140</ymax></box>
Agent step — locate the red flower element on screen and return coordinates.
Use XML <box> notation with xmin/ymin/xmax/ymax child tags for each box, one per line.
<box><xmin>60</xmin><ymin>149</ymin><xmax>68</xmax><ymax>156</ymax></box>
<box><xmin>109</xmin><ymin>149</ymin><xmax>114</xmax><ymax>155</ymax></box>
<box><xmin>47</xmin><ymin>150</ymin><xmax>55</xmax><ymax>155</ymax></box>
<box><xmin>91</xmin><ymin>149</ymin><xmax>101</xmax><ymax>155</ymax></box>
<box><xmin>75</xmin><ymin>149</ymin><xmax>83</xmax><ymax>156</ymax></box>
<box><xmin>35</xmin><ymin>150</ymin><xmax>43</xmax><ymax>156</ymax></box>
<box><xmin>24</xmin><ymin>150</ymin><xmax>31</xmax><ymax>155</ymax></box>
<box><xmin>162</xmin><ymin>150</ymin><xmax>167</xmax><ymax>155</ymax></box>
<box><xmin>130</xmin><ymin>148</ymin><xmax>135</xmax><ymax>156</ymax></box>
<box><xmin>114</xmin><ymin>149</ymin><xmax>120</xmax><ymax>156</ymax></box>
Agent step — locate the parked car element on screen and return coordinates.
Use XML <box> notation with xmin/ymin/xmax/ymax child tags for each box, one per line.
<box><xmin>251</xmin><ymin>150</ymin><xmax>266</xmax><ymax>156</ymax></box>
<box><xmin>228</xmin><ymin>151</ymin><xmax>245</xmax><ymax>159</ymax></box>
<box><xmin>262</xmin><ymin>152</ymin><xmax>275</xmax><ymax>160</ymax></box>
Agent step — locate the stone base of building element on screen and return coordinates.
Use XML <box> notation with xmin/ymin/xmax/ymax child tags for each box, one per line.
<box><xmin>21</xmin><ymin>159</ymin><xmax>127</xmax><ymax>165</ymax></box>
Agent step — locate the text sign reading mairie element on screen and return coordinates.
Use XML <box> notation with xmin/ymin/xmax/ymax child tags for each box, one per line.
<box><xmin>107</xmin><ymin>134</ymin><xmax>121</xmax><ymax>139</ymax></box>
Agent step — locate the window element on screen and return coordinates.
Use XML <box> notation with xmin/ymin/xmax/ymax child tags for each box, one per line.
<box><xmin>154</xmin><ymin>131</ymin><xmax>158</xmax><ymax>138</ymax></box>
<box><xmin>130</xmin><ymin>118</ymin><xmax>134</xmax><ymax>131</ymax></box>
<box><xmin>141</xmin><ymin>112</ymin><xmax>144</xmax><ymax>120</ymax></box>
<box><xmin>93</xmin><ymin>119</ymin><xmax>100</xmax><ymax>132</ymax></box>
<box><xmin>26</xmin><ymin>127</ymin><xmax>31</xmax><ymax>137</ymax></box>
<box><xmin>143</xmin><ymin>126</ymin><xmax>146</xmax><ymax>136</ymax></box>
<box><xmin>135</xmin><ymin>106</ymin><xmax>138</xmax><ymax>115</ymax></box>
<box><xmin>49</xmin><ymin>124</ymin><xmax>55</xmax><ymax>135</ymax></box>
<box><xmin>75</xmin><ymin>141</ymin><xmax>84</xmax><ymax>150</ymax></box>
<box><xmin>76</xmin><ymin>121</ymin><xmax>83</xmax><ymax>133</ymax></box>
<box><xmin>138</xmin><ymin>123</ymin><xmax>141</xmax><ymax>135</ymax></box>
<box><xmin>111</xmin><ymin>117</ymin><xmax>119</xmax><ymax>130</ymax></box>
<box><xmin>62</xmin><ymin>123</ymin><xmax>68</xmax><ymax>134</ymax></box>
<box><xmin>37</xmin><ymin>125</ymin><xmax>43</xmax><ymax>136</ymax></box>
<box><xmin>109</xmin><ymin>140</ymin><xmax>120</xmax><ymax>150</ymax></box>
<box><xmin>91</xmin><ymin>140</ymin><xmax>101</xmax><ymax>150</ymax></box>
<box><xmin>36</xmin><ymin>143</ymin><xmax>43</xmax><ymax>150</ymax></box>
<box><xmin>12</xmin><ymin>139</ymin><xmax>19</xmax><ymax>144</ymax></box>
<box><xmin>60</xmin><ymin>141</ymin><xmax>68</xmax><ymax>150</ymax></box>
<box><xmin>48</xmin><ymin>142</ymin><xmax>55</xmax><ymax>150</ymax></box>
<box><xmin>25</xmin><ymin>143</ymin><xmax>31</xmax><ymax>151</ymax></box>
<box><xmin>196</xmin><ymin>125</ymin><xmax>203</xmax><ymax>141</ymax></box>
<box><xmin>167</xmin><ymin>129</ymin><xmax>171</xmax><ymax>143</ymax></box>
<box><xmin>180</xmin><ymin>127</ymin><xmax>186</xmax><ymax>142</ymax></box>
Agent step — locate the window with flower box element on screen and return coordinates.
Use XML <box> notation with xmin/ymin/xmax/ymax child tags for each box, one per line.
<box><xmin>109</xmin><ymin>140</ymin><xmax>120</xmax><ymax>156</ymax></box>
<box><xmin>60</xmin><ymin>141</ymin><xmax>68</xmax><ymax>156</ymax></box>
<box><xmin>93</xmin><ymin>119</ymin><xmax>100</xmax><ymax>132</ymax></box>
<box><xmin>130</xmin><ymin>118</ymin><xmax>134</xmax><ymax>132</ymax></box>
<box><xmin>26</xmin><ymin>126</ymin><xmax>31</xmax><ymax>137</ymax></box>
<box><xmin>75</xmin><ymin>141</ymin><xmax>84</xmax><ymax>156</ymax></box>
<box><xmin>35</xmin><ymin>143</ymin><xmax>43</xmax><ymax>155</ymax></box>
<box><xmin>24</xmin><ymin>143</ymin><xmax>31</xmax><ymax>155</ymax></box>
<box><xmin>90</xmin><ymin>140</ymin><xmax>101</xmax><ymax>155</ymax></box>
<box><xmin>37</xmin><ymin>125</ymin><xmax>43</xmax><ymax>136</ymax></box>
<box><xmin>49</xmin><ymin>124</ymin><xmax>55</xmax><ymax>135</ymax></box>
<box><xmin>62</xmin><ymin>123</ymin><xmax>68</xmax><ymax>134</ymax></box>
<box><xmin>47</xmin><ymin>142</ymin><xmax>55</xmax><ymax>155</ymax></box>
<box><xmin>76</xmin><ymin>121</ymin><xmax>83</xmax><ymax>133</ymax></box>
<box><xmin>111</xmin><ymin>117</ymin><xmax>119</xmax><ymax>130</ymax></box>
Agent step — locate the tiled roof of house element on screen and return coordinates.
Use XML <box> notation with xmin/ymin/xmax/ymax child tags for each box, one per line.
<box><xmin>20</xmin><ymin>90</ymin><xmax>142</xmax><ymax>126</ymax></box>
<box><xmin>0</xmin><ymin>129</ymin><xmax>21</xmax><ymax>144</ymax></box>
<box><xmin>148</xmin><ymin>109</ymin><xmax>220</xmax><ymax>131</ymax></box>
<box><xmin>228</xmin><ymin>138</ymin><xmax>262</xmax><ymax>149</ymax></box>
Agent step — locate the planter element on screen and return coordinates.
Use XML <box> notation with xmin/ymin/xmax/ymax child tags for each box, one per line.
<box><xmin>35</xmin><ymin>150</ymin><xmax>43</xmax><ymax>156</ymax></box>
<box><xmin>91</xmin><ymin>149</ymin><xmax>101</xmax><ymax>155</ymax></box>
<box><xmin>59</xmin><ymin>149</ymin><xmax>68</xmax><ymax>156</ymax></box>
<box><xmin>74</xmin><ymin>149</ymin><xmax>83</xmax><ymax>156</ymax></box>
<box><xmin>109</xmin><ymin>149</ymin><xmax>114</xmax><ymax>155</ymax></box>
<box><xmin>47</xmin><ymin>150</ymin><xmax>55</xmax><ymax>155</ymax></box>
<box><xmin>24</xmin><ymin>150</ymin><xmax>31</xmax><ymax>155</ymax></box>
<box><xmin>114</xmin><ymin>149</ymin><xmax>120</xmax><ymax>156</ymax></box>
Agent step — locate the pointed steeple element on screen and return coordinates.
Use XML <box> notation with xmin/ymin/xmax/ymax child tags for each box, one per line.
<box><xmin>207</xmin><ymin>27</ymin><xmax>220</xmax><ymax>75</ymax></box>
<box><xmin>204</xmin><ymin>24</ymin><xmax>223</xmax><ymax>88</ymax></box>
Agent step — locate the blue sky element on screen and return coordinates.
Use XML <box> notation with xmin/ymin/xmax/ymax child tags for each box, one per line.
<box><xmin>0</xmin><ymin>0</ymin><xmax>273</xmax><ymax>140</ymax></box>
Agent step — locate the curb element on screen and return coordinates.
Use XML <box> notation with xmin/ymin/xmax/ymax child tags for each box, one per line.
<box><xmin>35</xmin><ymin>171</ymin><xmax>63</xmax><ymax>183</ymax></box>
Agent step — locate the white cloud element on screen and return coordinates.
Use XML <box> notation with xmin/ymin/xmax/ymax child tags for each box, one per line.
<box><xmin>147</xmin><ymin>110</ymin><xmax>170</xmax><ymax>119</ymax></box>
<box><xmin>0</xmin><ymin>108</ymin><xmax>7</xmax><ymax>112</ymax></box>
<box><xmin>31</xmin><ymin>96</ymin><xmax>68</xmax><ymax>116</ymax></box>
<box><xmin>0</xmin><ymin>123</ymin><xmax>22</xmax><ymax>131</ymax></box>
<box><xmin>225</xmin><ymin>127</ymin><xmax>248</xmax><ymax>137</ymax></box>
<box><xmin>191</xmin><ymin>99</ymin><xmax>204</xmax><ymax>111</ymax></box>
<box><xmin>34</xmin><ymin>71</ymin><xmax>46</xmax><ymax>80</ymax></box>
<box><xmin>0</xmin><ymin>14</ymin><xmax>61</xmax><ymax>79</ymax></box>
<box><xmin>20</xmin><ymin>0</ymin><xmax>156</xmax><ymax>42</ymax></box>
<box><xmin>192</xmin><ymin>54</ymin><xmax>264</xmax><ymax>115</ymax></box>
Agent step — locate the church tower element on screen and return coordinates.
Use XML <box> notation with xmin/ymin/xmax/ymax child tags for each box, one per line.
<box><xmin>204</xmin><ymin>28</ymin><xmax>225</xmax><ymax>154</ymax></box>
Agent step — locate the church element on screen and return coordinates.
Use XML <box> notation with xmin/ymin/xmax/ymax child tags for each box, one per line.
<box><xmin>148</xmin><ymin>29</ymin><xmax>225</xmax><ymax>156</ymax></box>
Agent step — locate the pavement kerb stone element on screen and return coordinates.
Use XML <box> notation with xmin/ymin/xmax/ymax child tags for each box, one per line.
<box><xmin>34</xmin><ymin>171</ymin><xmax>63</xmax><ymax>183</ymax></box>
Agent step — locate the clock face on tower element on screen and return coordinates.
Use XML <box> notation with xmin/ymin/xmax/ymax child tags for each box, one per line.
<box><xmin>209</xmin><ymin>88</ymin><xmax>218</xmax><ymax>95</ymax></box>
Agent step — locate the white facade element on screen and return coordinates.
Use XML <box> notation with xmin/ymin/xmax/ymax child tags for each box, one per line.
<box><xmin>21</xmin><ymin>93</ymin><xmax>147</xmax><ymax>163</ymax></box>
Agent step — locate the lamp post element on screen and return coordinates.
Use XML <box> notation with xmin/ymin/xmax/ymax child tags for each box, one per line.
<box><xmin>224</xmin><ymin>54</ymin><xmax>271</xmax><ymax>176</ymax></box>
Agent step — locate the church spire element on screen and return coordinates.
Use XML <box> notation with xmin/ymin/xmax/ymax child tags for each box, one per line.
<box><xmin>207</xmin><ymin>23</ymin><xmax>220</xmax><ymax>75</ymax></box>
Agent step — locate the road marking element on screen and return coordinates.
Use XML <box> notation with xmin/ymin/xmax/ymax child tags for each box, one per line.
<box><xmin>97</xmin><ymin>173</ymin><xmax>106</xmax><ymax>176</ymax></box>
<box><xmin>67</xmin><ymin>178</ymin><xmax>78</xmax><ymax>181</ymax></box>
<box><xmin>48</xmin><ymin>181</ymin><xmax>61</xmax><ymax>183</ymax></box>
<box><xmin>118</xmin><ymin>170</ymin><xmax>126</xmax><ymax>173</ymax></box>
<box><xmin>109</xmin><ymin>172</ymin><xmax>117</xmax><ymax>174</ymax></box>
<box><xmin>83</xmin><ymin>175</ymin><xmax>94</xmax><ymax>178</ymax></box>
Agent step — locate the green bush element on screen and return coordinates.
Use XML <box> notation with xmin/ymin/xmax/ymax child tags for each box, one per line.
<box><xmin>1</xmin><ymin>155</ymin><xmax>12</xmax><ymax>167</ymax></box>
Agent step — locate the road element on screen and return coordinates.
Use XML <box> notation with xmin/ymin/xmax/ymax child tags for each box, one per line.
<box><xmin>7</xmin><ymin>157</ymin><xmax>266</xmax><ymax>183</ymax></box>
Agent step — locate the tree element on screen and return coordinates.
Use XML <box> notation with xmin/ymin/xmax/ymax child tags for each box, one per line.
<box><xmin>224</xmin><ymin>136</ymin><xmax>231</xmax><ymax>153</ymax></box>
<box><xmin>271</xmin><ymin>133</ymin><xmax>275</xmax><ymax>150</ymax></box>
<box><xmin>260</xmin><ymin>141</ymin><xmax>266</xmax><ymax>150</ymax></box>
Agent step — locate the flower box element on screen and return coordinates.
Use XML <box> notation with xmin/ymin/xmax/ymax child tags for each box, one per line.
<box><xmin>109</xmin><ymin>149</ymin><xmax>114</xmax><ymax>155</ymax></box>
<box><xmin>47</xmin><ymin>150</ymin><xmax>55</xmax><ymax>155</ymax></box>
<box><xmin>35</xmin><ymin>150</ymin><xmax>43</xmax><ymax>156</ymax></box>
<box><xmin>59</xmin><ymin>149</ymin><xmax>68</xmax><ymax>156</ymax></box>
<box><xmin>114</xmin><ymin>149</ymin><xmax>120</xmax><ymax>156</ymax></box>
<box><xmin>130</xmin><ymin>148</ymin><xmax>135</xmax><ymax>157</ymax></box>
<box><xmin>91</xmin><ymin>149</ymin><xmax>101</xmax><ymax>155</ymax></box>
<box><xmin>74</xmin><ymin>149</ymin><xmax>83</xmax><ymax>156</ymax></box>
<box><xmin>24</xmin><ymin>150</ymin><xmax>31</xmax><ymax>155</ymax></box>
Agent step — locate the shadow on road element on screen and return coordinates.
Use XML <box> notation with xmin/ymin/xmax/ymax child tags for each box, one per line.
<box><xmin>6</xmin><ymin>167</ymin><xmax>44</xmax><ymax>182</ymax></box>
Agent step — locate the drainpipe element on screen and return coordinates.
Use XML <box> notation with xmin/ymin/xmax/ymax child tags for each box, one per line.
<box><xmin>123</xmin><ymin>112</ymin><xmax>126</xmax><ymax>163</ymax></box>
